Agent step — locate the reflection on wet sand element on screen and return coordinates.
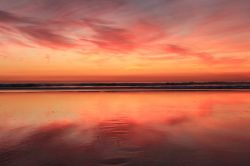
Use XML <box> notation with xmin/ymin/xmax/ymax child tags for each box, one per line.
<box><xmin>0</xmin><ymin>92</ymin><xmax>250</xmax><ymax>165</ymax></box>
<box><xmin>1</xmin><ymin>117</ymin><xmax>250</xmax><ymax>166</ymax></box>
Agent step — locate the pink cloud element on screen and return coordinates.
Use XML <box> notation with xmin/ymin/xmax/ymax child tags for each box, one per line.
<box><xmin>0</xmin><ymin>10</ymin><xmax>36</xmax><ymax>24</ymax></box>
<box><xmin>18</xmin><ymin>26</ymin><xmax>76</xmax><ymax>49</ymax></box>
<box><xmin>164</xmin><ymin>44</ymin><xmax>248</xmax><ymax>65</ymax></box>
<box><xmin>0</xmin><ymin>0</ymin><xmax>249</xmax><ymax>66</ymax></box>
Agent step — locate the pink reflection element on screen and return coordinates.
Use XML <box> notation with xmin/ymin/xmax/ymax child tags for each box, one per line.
<box><xmin>0</xmin><ymin>92</ymin><xmax>250</xmax><ymax>165</ymax></box>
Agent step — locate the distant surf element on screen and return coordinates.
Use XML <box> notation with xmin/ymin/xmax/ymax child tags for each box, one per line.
<box><xmin>0</xmin><ymin>82</ymin><xmax>250</xmax><ymax>92</ymax></box>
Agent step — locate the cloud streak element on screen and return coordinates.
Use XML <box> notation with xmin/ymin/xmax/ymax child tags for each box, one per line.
<box><xmin>18</xmin><ymin>26</ymin><xmax>76</xmax><ymax>49</ymax></box>
<box><xmin>0</xmin><ymin>10</ymin><xmax>36</xmax><ymax>24</ymax></box>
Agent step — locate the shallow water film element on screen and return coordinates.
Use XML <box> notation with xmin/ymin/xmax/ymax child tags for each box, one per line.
<box><xmin>0</xmin><ymin>91</ymin><xmax>250</xmax><ymax>166</ymax></box>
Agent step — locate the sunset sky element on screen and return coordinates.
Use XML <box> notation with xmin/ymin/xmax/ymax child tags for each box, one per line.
<box><xmin>0</xmin><ymin>0</ymin><xmax>249</xmax><ymax>82</ymax></box>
